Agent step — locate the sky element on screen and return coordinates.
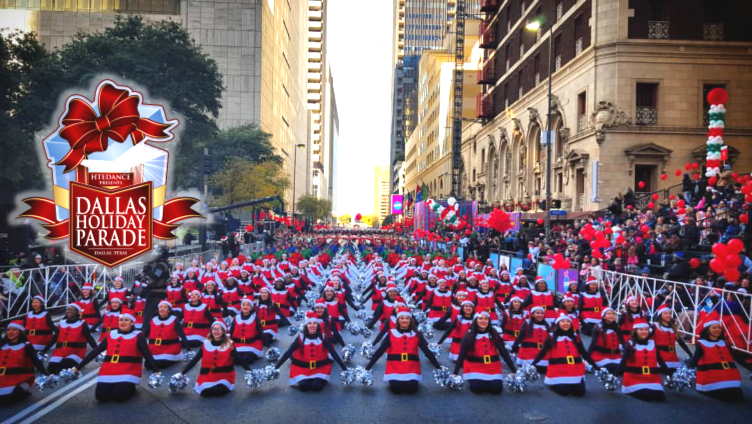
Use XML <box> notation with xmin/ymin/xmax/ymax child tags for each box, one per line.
<box><xmin>327</xmin><ymin>0</ymin><xmax>393</xmax><ymax>216</ymax></box>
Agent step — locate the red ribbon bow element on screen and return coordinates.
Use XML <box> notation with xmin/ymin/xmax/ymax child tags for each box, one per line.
<box><xmin>56</xmin><ymin>83</ymin><xmax>173</xmax><ymax>173</ymax></box>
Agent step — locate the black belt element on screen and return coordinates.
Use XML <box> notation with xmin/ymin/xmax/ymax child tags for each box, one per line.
<box><xmin>275</xmin><ymin>303</ymin><xmax>291</xmax><ymax>310</ymax></box>
<box><xmin>625</xmin><ymin>366</ymin><xmax>660</xmax><ymax>375</ymax></box>
<box><xmin>581</xmin><ymin>307</ymin><xmax>603</xmax><ymax>312</ymax></box>
<box><xmin>386</xmin><ymin>353</ymin><xmax>420</xmax><ymax>362</ymax></box>
<box><xmin>594</xmin><ymin>346</ymin><xmax>620</xmax><ymax>354</ymax></box>
<box><xmin>503</xmin><ymin>328</ymin><xmax>520</xmax><ymax>336</ymax></box>
<box><xmin>26</xmin><ymin>329</ymin><xmax>53</xmax><ymax>336</ymax></box>
<box><xmin>697</xmin><ymin>362</ymin><xmax>737</xmax><ymax>371</ymax></box>
<box><xmin>183</xmin><ymin>322</ymin><xmax>210</xmax><ymax>329</ymax></box>
<box><xmin>291</xmin><ymin>358</ymin><xmax>333</xmax><ymax>369</ymax></box>
<box><xmin>431</xmin><ymin>306</ymin><xmax>449</xmax><ymax>312</ymax></box>
<box><xmin>549</xmin><ymin>356</ymin><xmax>583</xmax><ymax>365</ymax></box>
<box><xmin>232</xmin><ymin>335</ymin><xmax>262</xmax><ymax>344</ymax></box>
<box><xmin>199</xmin><ymin>366</ymin><xmax>235</xmax><ymax>374</ymax></box>
<box><xmin>259</xmin><ymin>319</ymin><xmax>277</xmax><ymax>326</ymax></box>
<box><xmin>149</xmin><ymin>338</ymin><xmax>180</xmax><ymax>346</ymax></box>
<box><xmin>656</xmin><ymin>345</ymin><xmax>676</xmax><ymax>353</ymax></box>
<box><xmin>0</xmin><ymin>367</ymin><xmax>33</xmax><ymax>376</ymax></box>
<box><xmin>104</xmin><ymin>355</ymin><xmax>142</xmax><ymax>364</ymax></box>
<box><xmin>56</xmin><ymin>341</ymin><xmax>86</xmax><ymax>348</ymax></box>
<box><xmin>520</xmin><ymin>341</ymin><xmax>544</xmax><ymax>349</ymax></box>
<box><xmin>465</xmin><ymin>354</ymin><xmax>500</xmax><ymax>364</ymax></box>
<box><xmin>82</xmin><ymin>313</ymin><xmax>98</xmax><ymax>318</ymax></box>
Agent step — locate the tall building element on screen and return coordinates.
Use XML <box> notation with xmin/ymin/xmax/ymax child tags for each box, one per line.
<box><xmin>404</xmin><ymin>19</ymin><xmax>482</xmax><ymax>201</ymax></box>
<box><xmin>0</xmin><ymin>0</ymin><xmax>310</xmax><ymax>209</ymax></box>
<box><xmin>328</xmin><ymin>72</ymin><xmax>340</xmax><ymax>218</ymax></box>
<box><xmin>464</xmin><ymin>0</ymin><xmax>752</xmax><ymax>212</ymax></box>
<box><xmin>374</xmin><ymin>165</ymin><xmax>391</xmax><ymax>225</ymax></box>
<box><xmin>390</xmin><ymin>0</ymin><xmax>480</xmax><ymax>193</ymax></box>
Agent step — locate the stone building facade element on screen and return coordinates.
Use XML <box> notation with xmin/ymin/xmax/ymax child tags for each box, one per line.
<box><xmin>466</xmin><ymin>0</ymin><xmax>752</xmax><ymax>212</ymax></box>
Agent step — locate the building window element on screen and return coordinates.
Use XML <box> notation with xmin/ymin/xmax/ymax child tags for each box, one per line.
<box><xmin>506</xmin><ymin>12</ymin><xmax>511</xmax><ymax>32</ymax></box>
<box><xmin>556</xmin><ymin>0</ymin><xmax>564</xmax><ymax>21</ymax></box>
<box><xmin>520</xmin><ymin>0</ymin><xmax>526</xmax><ymax>16</ymax></box>
<box><xmin>636</xmin><ymin>83</ymin><xmax>659</xmax><ymax>126</ymax></box>
<box><xmin>481</xmin><ymin>149</ymin><xmax>486</xmax><ymax>168</ymax></box>
<box><xmin>648</xmin><ymin>0</ymin><xmax>669</xmax><ymax>39</ymax></box>
<box><xmin>534</xmin><ymin>54</ymin><xmax>540</xmax><ymax>85</ymax></box>
<box><xmin>519</xmin><ymin>29</ymin><xmax>525</xmax><ymax>57</ymax></box>
<box><xmin>554</xmin><ymin>35</ymin><xmax>562</xmax><ymax>71</ymax></box>
<box><xmin>534</xmin><ymin>7</ymin><xmax>542</xmax><ymax>41</ymax></box>
<box><xmin>577</xmin><ymin>91</ymin><xmax>587</xmax><ymax>132</ymax></box>
<box><xmin>703</xmin><ymin>0</ymin><xmax>725</xmax><ymax>40</ymax></box>
<box><xmin>504</xmin><ymin>84</ymin><xmax>509</xmax><ymax>109</ymax></box>
<box><xmin>473</xmin><ymin>169</ymin><xmax>477</xmax><ymax>182</ymax></box>
<box><xmin>505</xmin><ymin>44</ymin><xmax>511</xmax><ymax>71</ymax></box>
<box><xmin>518</xmin><ymin>70</ymin><xmax>524</xmax><ymax>98</ymax></box>
<box><xmin>703</xmin><ymin>83</ymin><xmax>727</xmax><ymax>126</ymax></box>
<box><xmin>574</xmin><ymin>15</ymin><xmax>584</xmax><ymax>55</ymax></box>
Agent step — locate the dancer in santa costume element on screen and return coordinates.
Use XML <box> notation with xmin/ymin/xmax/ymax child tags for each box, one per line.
<box><xmin>616</xmin><ymin>318</ymin><xmax>669</xmax><ymax>402</ymax></box>
<box><xmin>321</xmin><ymin>285</ymin><xmax>349</xmax><ymax>331</ymax></box>
<box><xmin>24</xmin><ymin>295</ymin><xmax>57</xmax><ymax>351</ymax></box>
<box><xmin>275</xmin><ymin>312</ymin><xmax>348</xmax><ymax>392</ymax></box>
<box><xmin>313</xmin><ymin>299</ymin><xmax>346</xmax><ymax>347</ymax></box>
<box><xmin>521</xmin><ymin>278</ymin><xmax>559</xmax><ymax>324</ymax></box>
<box><xmin>578</xmin><ymin>276</ymin><xmax>607</xmax><ymax>336</ymax></box>
<box><xmin>229</xmin><ymin>297</ymin><xmax>270</xmax><ymax>366</ymax></box>
<box><xmin>365</xmin><ymin>307</ymin><xmax>442</xmax><ymax>394</ymax></box>
<box><xmin>44</xmin><ymin>304</ymin><xmax>97</xmax><ymax>374</ymax></box>
<box><xmin>75</xmin><ymin>309</ymin><xmax>160</xmax><ymax>402</ymax></box>
<box><xmin>221</xmin><ymin>277</ymin><xmax>244</xmax><ymax>315</ymax></box>
<box><xmin>618</xmin><ymin>295</ymin><xmax>645</xmax><ymax>337</ymax></box>
<box><xmin>144</xmin><ymin>301</ymin><xmax>190</xmax><ymax>369</ymax></box>
<box><xmin>686</xmin><ymin>311</ymin><xmax>744</xmax><ymax>402</ymax></box>
<box><xmin>453</xmin><ymin>309</ymin><xmax>517</xmax><ymax>394</ymax></box>
<box><xmin>182</xmin><ymin>290</ymin><xmax>216</xmax><ymax>347</ymax></box>
<box><xmin>0</xmin><ymin>321</ymin><xmax>49</xmax><ymax>405</ymax></box>
<box><xmin>166</xmin><ymin>274</ymin><xmax>187</xmax><ymax>313</ymax></box>
<box><xmin>424</xmin><ymin>278</ymin><xmax>453</xmax><ymax>323</ymax></box>
<box><xmin>473</xmin><ymin>279</ymin><xmax>502</xmax><ymax>325</ymax></box>
<box><xmin>437</xmin><ymin>300</ymin><xmax>476</xmax><ymax>361</ymax></box>
<box><xmin>532</xmin><ymin>314</ymin><xmax>599</xmax><ymax>397</ymax></box>
<box><xmin>651</xmin><ymin>305</ymin><xmax>691</xmax><ymax>370</ymax></box>
<box><xmin>75</xmin><ymin>282</ymin><xmax>102</xmax><ymax>329</ymax></box>
<box><xmin>366</xmin><ymin>284</ymin><xmax>401</xmax><ymax>332</ymax></box>
<box><xmin>511</xmin><ymin>274</ymin><xmax>532</xmax><ymax>301</ymax></box>
<box><xmin>98</xmin><ymin>298</ymin><xmax>125</xmax><ymax>342</ymax></box>
<box><xmin>180</xmin><ymin>321</ymin><xmax>249</xmax><ymax>397</ymax></box>
<box><xmin>107</xmin><ymin>276</ymin><xmax>132</xmax><ymax>307</ymax></box>
<box><xmin>257</xmin><ymin>287</ymin><xmax>291</xmax><ymax>340</ymax></box>
<box><xmin>587</xmin><ymin>307</ymin><xmax>624</xmax><ymax>374</ymax></box>
<box><xmin>202</xmin><ymin>280</ymin><xmax>228</xmax><ymax>321</ymax></box>
<box><xmin>499</xmin><ymin>296</ymin><xmax>527</xmax><ymax>344</ymax></box>
<box><xmin>511</xmin><ymin>306</ymin><xmax>550</xmax><ymax>372</ymax></box>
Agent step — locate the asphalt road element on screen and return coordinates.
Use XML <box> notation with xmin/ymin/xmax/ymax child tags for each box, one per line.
<box><xmin>4</xmin><ymin>326</ymin><xmax>752</xmax><ymax>424</ymax></box>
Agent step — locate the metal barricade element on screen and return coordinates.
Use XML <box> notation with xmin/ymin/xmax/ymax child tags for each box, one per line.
<box><xmin>595</xmin><ymin>269</ymin><xmax>752</xmax><ymax>354</ymax></box>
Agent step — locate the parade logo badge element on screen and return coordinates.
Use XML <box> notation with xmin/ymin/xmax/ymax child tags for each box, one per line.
<box><xmin>18</xmin><ymin>80</ymin><xmax>203</xmax><ymax>267</ymax></box>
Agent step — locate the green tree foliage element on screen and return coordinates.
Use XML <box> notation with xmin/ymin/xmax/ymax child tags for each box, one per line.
<box><xmin>208</xmin><ymin>124</ymin><xmax>281</xmax><ymax>173</ymax></box>
<box><xmin>296</xmin><ymin>195</ymin><xmax>332</xmax><ymax>221</ymax></box>
<box><xmin>6</xmin><ymin>15</ymin><xmax>224</xmax><ymax>193</ymax></box>
<box><xmin>208</xmin><ymin>158</ymin><xmax>289</xmax><ymax>208</ymax></box>
<box><xmin>381</xmin><ymin>215</ymin><xmax>394</xmax><ymax>227</ymax></box>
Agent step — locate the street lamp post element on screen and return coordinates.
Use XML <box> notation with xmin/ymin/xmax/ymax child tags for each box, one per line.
<box><xmin>291</xmin><ymin>143</ymin><xmax>306</xmax><ymax>227</ymax></box>
<box><xmin>526</xmin><ymin>19</ymin><xmax>554</xmax><ymax>243</ymax></box>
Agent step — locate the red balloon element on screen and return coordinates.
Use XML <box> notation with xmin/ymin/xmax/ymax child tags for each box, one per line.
<box><xmin>725</xmin><ymin>254</ymin><xmax>742</xmax><ymax>269</ymax></box>
<box><xmin>675</xmin><ymin>169</ymin><xmax>682</xmax><ymax>177</ymax></box>
<box><xmin>728</xmin><ymin>238</ymin><xmax>744</xmax><ymax>254</ymax></box>
<box><xmin>464</xmin><ymin>229</ymin><xmax>472</xmax><ymax>236</ymax></box>
<box><xmin>746</xmin><ymin>194</ymin><xmax>752</xmax><ymax>203</ymax></box>
<box><xmin>677</xmin><ymin>208</ymin><xmax>686</xmax><ymax>215</ymax></box>
<box><xmin>245</xmin><ymin>224</ymin><xmax>254</xmax><ymax>232</ymax></box>
<box><xmin>709</xmin><ymin>258</ymin><xmax>727</xmax><ymax>273</ymax></box>
<box><xmin>691</xmin><ymin>162</ymin><xmax>699</xmax><ymax>170</ymax></box>
<box><xmin>677</xmin><ymin>199</ymin><xmax>686</xmax><ymax>208</ymax></box>
<box><xmin>638</xmin><ymin>181</ymin><xmax>645</xmax><ymax>189</ymax></box>
<box><xmin>712</xmin><ymin>243</ymin><xmax>729</xmax><ymax>258</ymax></box>
<box><xmin>648</xmin><ymin>202</ymin><xmax>655</xmax><ymax>209</ymax></box>
<box><xmin>724</xmin><ymin>268</ymin><xmax>740</xmax><ymax>282</ymax></box>
<box><xmin>708</xmin><ymin>176</ymin><xmax>717</xmax><ymax>186</ymax></box>
<box><xmin>740</xmin><ymin>214</ymin><xmax>749</xmax><ymax>224</ymax></box>
<box><xmin>707</xmin><ymin>87</ymin><xmax>728</xmax><ymax>105</ymax></box>
<box><xmin>616</xmin><ymin>235</ymin><xmax>625</xmax><ymax>244</ymax></box>
<box><xmin>690</xmin><ymin>258</ymin><xmax>700</xmax><ymax>269</ymax></box>
<box><xmin>537</xmin><ymin>218</ymin><xmax>544</xmax><ymax>225</ymax></box>
<box><xmin>355</xmin><ymin>213</ymin><xmax>362</xmax><ymax>221</ymax></box>
<box><xmin>669</xmin><ymin>194</ymin><xmax>676</xmax><ymax>200</ymax></box>
<box><xmin>652</xmin><ymin>193</ymin><xmax>659</xmax><ymax>201</ymax></box>
<box><xmin>684</xmin><ymin>163</ymin><xmax>691</xmax><ymax>171</ymax></box>
<box><xmin>660</xmin><ymin>173</ymin><xmax>667</xmax><ymax>181</ymax></box>
<box><xmin>693</xmin><ymin>173</ymin><xmax>701</xmax><ymax>180</ymax></box>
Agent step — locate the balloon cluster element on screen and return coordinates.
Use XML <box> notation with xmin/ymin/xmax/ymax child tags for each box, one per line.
<box><xmin>594</xmin><ymin>368</ymin><xmax>621</xmax><ymax>391</ymax></box>
<box><xmin>265</xmin><ymin>347</ymin><xmax>281</xmax><ymax>363</ymax></box>
<box><xmin>487</xmin><ymin>208</ymin><xmax>514</xmax><ymax>233</ymax></box>
<box><xmin>425</xmin><ymin>198</ymin><xmax>467</xmax><ymax>229</ymax></box>
<box><xmin>551</xmin><ymin>253</ymin><xmax>572</xmax><ymax>271</ymax></box>
<box><xmin>705</xmin><ymin>88</ymin><xmax>728</xmax><ymax>178</ymax></box>
<box><xmin>710</xmin><ymin>239</ymin><xmax>745</xmax><ymax>282</ymax></box>
<box><xmin>664</xmin><ymin>365</ymin><xmax>696</xmax><ymax>392</ymax></box>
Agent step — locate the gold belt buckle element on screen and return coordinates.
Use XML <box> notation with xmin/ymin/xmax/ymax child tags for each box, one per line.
<box><xmin>137</xmin><ymin>311</ymin><xmax>143</xmax><ymax>316</ymax></box>
<box><xmin>566</xmin><ymin>356</ymin><xmax>575</xmax><ymax>365</ymax></box>
<box><xmin>542</xmin><ymin>305</ymin><xmax>547</xmax><ymax>310</ymax></box>
<box><xmin>111</xmin><ymin>354</ymin><xmax>120</xmax><ymax>363</ymax></box>
<box><xmin>401</xmin><ymin>353</ymin><xmax>408</xmax><ymax>362</ymax></box>
<box><xmin>537</xmin><ymin>342</ymin><xmax>543</xmax><ymax>349</ymax></box>
<box><xmin>61</xmin><ymin>341</ymin><xmax>68</xmax><ymax>348</ymax></box>
<box><xmin>241</xmin><ymin>338</ymin><xmax>246</xmax><ymax>344</ymax></box>
<box><xmin>187</xmin><ymin>322</ymin><xmax>194</xmax><ymax>328</ymax></box>
<box><xmin>309</xmin><ymin>360</ymin><xmax>317</xmax><ymax>370</ymax></box>
<box><xmin>668</xmin><ymin>346</ymin><xmax>674</xmax><ymax>353</ymax></box>
<box><xmin>442</xmin><ymin>306</ymin><xmax>447</xmax><ymax>311</ymax></box>
<box><xmin>483</xmin><ymin>355</ymin><xmax>491</xmax><ymax>364</ymax></box>
<box><xmin>105</xmin><ymin>327</ymin><xmax>111</xmax><ymax>332</ymax></box>
<box><xmin>0</xmin><ymin>367</ymin><xmax>6</xmax><ymax>376</ymax></box>
<box><xmin>721</xmin><ymin>361</ymin><xmax>730</xmax><ymax>369</ymax></box>
<box><xmin>155</xmin><ymin>338</ymin><xmax>162</xmax><ymax>346</ymax></box>
<box><xmin>642</xmin><ymin>366</ymin><xmax>650</xmax><ymax>375</ymax></box>
<box><xmin>261</xmin><ymin>320</ymin><xmax>266</xmax><ymax>327</ymax></box>
<box><xmin>28</xmin><ymin>329</ymin><xmax>36</xmax><ymax>336</ymax></box>
<box><xmin>276</xmin><ymin>302</ymin><xmax>281</xmax><ymax>308</ymax></box>
<box><xmin>514</xmin><ymin>330</ymin><xmax>519</xmax><ymax>337</ymax></box>
<box><xmin>594</xmin><ymin>307</ymin><xmax>600</xmax><ymax>313</ymax></box>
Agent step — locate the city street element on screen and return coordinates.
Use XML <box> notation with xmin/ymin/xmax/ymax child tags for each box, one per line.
<box><xmin>4</xmin><ymin>330</ymin><xmax>751</xmax><ymax>424</ymax></box>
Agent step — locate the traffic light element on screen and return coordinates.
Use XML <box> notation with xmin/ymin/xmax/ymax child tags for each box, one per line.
<box><xmin>552</xmin><ymin>199</ymin><xmax>562</xmax><ymax>209</ymax></box>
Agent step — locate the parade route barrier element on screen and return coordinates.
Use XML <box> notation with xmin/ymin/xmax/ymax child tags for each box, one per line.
<box><xmin>595</xmin><ymin>269</ymin><xmax>752</xmax><ymax>355</ymax></box>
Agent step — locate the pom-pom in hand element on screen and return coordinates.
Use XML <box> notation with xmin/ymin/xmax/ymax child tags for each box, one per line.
<box><xmin>265</xmin><ymin>347</ymin><xmax>281</xmax><ymax>363</ymax></box>
<box><xmin>342</xmin><ymin>344</ymin><xmax>356</xmax><ymax>363</ymax></box>
<box><xmin>147</xmin><ymin>372</ymin><xmax>164</xmax><ymax>389</ymax></box>
<box><xmin>168</xmin><ymin>373</ymin><xmax>189</xmax><ymax>394</ymax></box>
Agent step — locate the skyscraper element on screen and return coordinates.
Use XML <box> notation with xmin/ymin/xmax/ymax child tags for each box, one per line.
<box><xmin>374</xmin><ymin>165</ymin><xmax>391</xmax><ymax>225</ymax></box>
<box><xmin>389</xmin><ymin>0</ymin><xmax>479</xmax><ymax>192</ymax></box>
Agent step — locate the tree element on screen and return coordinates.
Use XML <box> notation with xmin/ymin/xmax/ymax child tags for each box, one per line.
<box><xmin>338</xmin><ymin>214</ymin><xmax>352</xmax><ymax>224</ymax></box>
<box><xmin>209</xmin><ymin>124</ymin><xmax>281</xmax><ymax>174</ymax></box>
<box><xmin>209</xmin><ymin>158</ymin><xmax>289</xmax><ymax>208</ymax></box>
<box><xmin>296</xmin><ymin>195</ymin><xmax>332</xmax><ymax>221</ymax></box>
<box><xmin>382</xmin><ymin>215</ymin><xmax>395</xmax><ymax>227</ymax></box>
<box><xmin>13</xmin><ymin>15</ymin><xmax>223</xmax><ymax>191</ymax></box>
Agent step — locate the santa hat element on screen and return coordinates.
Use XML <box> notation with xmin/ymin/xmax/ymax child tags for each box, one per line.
<box><xmin>386</xmin><ymin>284</ymin><xmax>399</xmax><ymax>293</ymax></box>
<box><xmin>516</xmin><ymin>267</ymin><xmax>524</xmax><ymax>273</ymax></box>
<box><xmin>7</xmin><ymin>320</ymin><xmax>25</xmax><ymax>331</ymax></box>
<box><xmin>211</xmin><ymin>320</ymin><xmax>227</xmax><ymax>331</ymax></box>
<box><xmin>562</xmin><ymin>296</ymin><xmax>575</xmax><ymax>303</ymax></box>
<box><xmin>258</xmin><ymin>287</ymin><xmax>271</xmax><ymax>294</ymax></box>
<box><xmin>535</xmin><ymin>277</ymin><xmax>546</xmax><ymax>284</ymax></box>
<box><xmin>601</xmin><ymin>307</ymin><xmax>615</xmax><ymax>317</ymax></box>
<box><xmin>632</xmin><ymin>318</ymin><xmax>650</xmax><ymax>329</ymax></box>
<box><xmin>120</xmin><ymin>308</ymin><xmax>136</xmax><ymax>322</ymax></box>
<box><xmin>461</xmin><ymin>299</ymin><xmax>475</xmax><ymax>307</ymax></box>
<box><xmin>395</xmin><ymin>306</ymin><xmax>412</xmax><ymax>318</ymax></box>
<box><xmin>703</xmin><ymin>310</ymin><xmax>722</xmax><ymax>328</ymax></box>
<box><xmin>500</xmin><ymin>270</ymin><xmax>510</xmax><ymax>276</ymax></box>
<box><xmin>655</xmin><ymin>305</ymin><xmax>671</xmax><ymax>317</ymax></box>
<box><xmin>455</xmin><ymin>290</ymin><xmax>468</xmax><ymax>297</ymax></box>
<box><xmin>82</xmin><ymin>282</ymin><xmax>94</xmax><ymax>290</ymax></box>
<box><xmin>474</xmin><ymin>307</ymin><xmax>490</xmax><ymax>318</ymax></box>
<box><xmin>624</xmin><ymin>295</ymin><xmax>638</xmax><ymax>305</ymax></box>
<box><xmin>109</xmin><ymin>297</ymin><xmax>124</xmax><ymax>305</ymax></box>
<box><xmin>530</xmin><ymin>306</ymin><xmax>545</xmax><ymax>315</ymax></box>
<box><xmin>67</xmin><ymin>303</ymin><xmax>82</xmax><ymax>312</ymax></box>
<box><xmin>175</xmin><ymin>262</ymin><xmax>184</xmax><ymax>267</ymax></box>
<box><xmin>314</xmin><ymin>299</ymin><xmax>326</xmax><ymax>308</ymax></box>
<box><xmin>189</xmin><ymin>289</ymin><xmax>201</xmax><ymax>297</ymax></box>
<box><xmin>240</xmin><ymin>297</ymin><xmax>254</xmax><ymax>306</ymax></box>
<box><xmin>155</xmin><ymin>300</ymin><xmax>171</xmax><ymax>309</ymax></box>
<box><xmin>555</xmin><ymin>313</ymin><xmax>573</xmax><ymax>324</ymax></box>
<box><xmin>586</xmin><ymin>275</ymin><xmax>598</xmax><ymax>284</ymax></box>
<box><xmin>305</xmin><ymin>311</ymin><xmax>322</xmax><ymax>325</ymax></box>
<box><xmin>114</xmin><ymin>276</ymin><xmax>124</xmax><ymax>282</ymax></box>
<box><xmin>31</xmin><ymin>295</ymin><xmax>45</xmax><ymax>304</ymax></box>
<box><xmin>204</xmin><ymin>280</ymin><xmax>216</xmax><ymax>286</ymax></box>
<box><xmin>509</xmin><ymin>296</ymin><xmax>524</xmax><ymax>303</ymax></box>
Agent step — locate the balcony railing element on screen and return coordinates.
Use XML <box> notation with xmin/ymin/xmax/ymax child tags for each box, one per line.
<box><xmin>535</xmin><ymin>72</ymin><xmax>540</xmax><ymax>85</ymax></box>
<box><xmin>479</xmin><ymin>21</ymin><xmax>499</xmax><ymax>49</ymax></box>
<box><xmin>575</xmin><ymin>38</ymin><xmax>583</xmax><ymax>55</ymax></box>
<box><xmin>648</xmin><ymin>21</ymin><xmax>670</xmax><ymax>39</ymax></box>
<box><xmin>476</xmin><ymin>93</ymin><xmax>495</xmax><ymax>119</ymax></box>
<box><xmin>555</xmin><ymin>55</ymin><xmax>562</xmax><ymax>71</ymax></box>
<box><xmin>636</xmin><ymin>106</ymin><xmax>658</xmax><ymax>126</ymax></box>
<box><xmin>477</xmin><ymin>60</ymin><xmax>496</xmax><ymax>84</ymax></box>
<box><xmin>703</xmin><ymin>23</ymin><xmax>724</xmax><ymax>40</ymax></box>
<box><xmin>479</xmin><ymin>0</ymin><xmax>500</xmax><ymax>12</ymax></box>
<box><xmin>556</xmin><ymin>3</ymin><xmax>564</xmax><ymax>20</ymax></box>
<box><xmin>577</xmin><ymin>114</ymin><xmax>587</xmax><ymax>132</ymax></box>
